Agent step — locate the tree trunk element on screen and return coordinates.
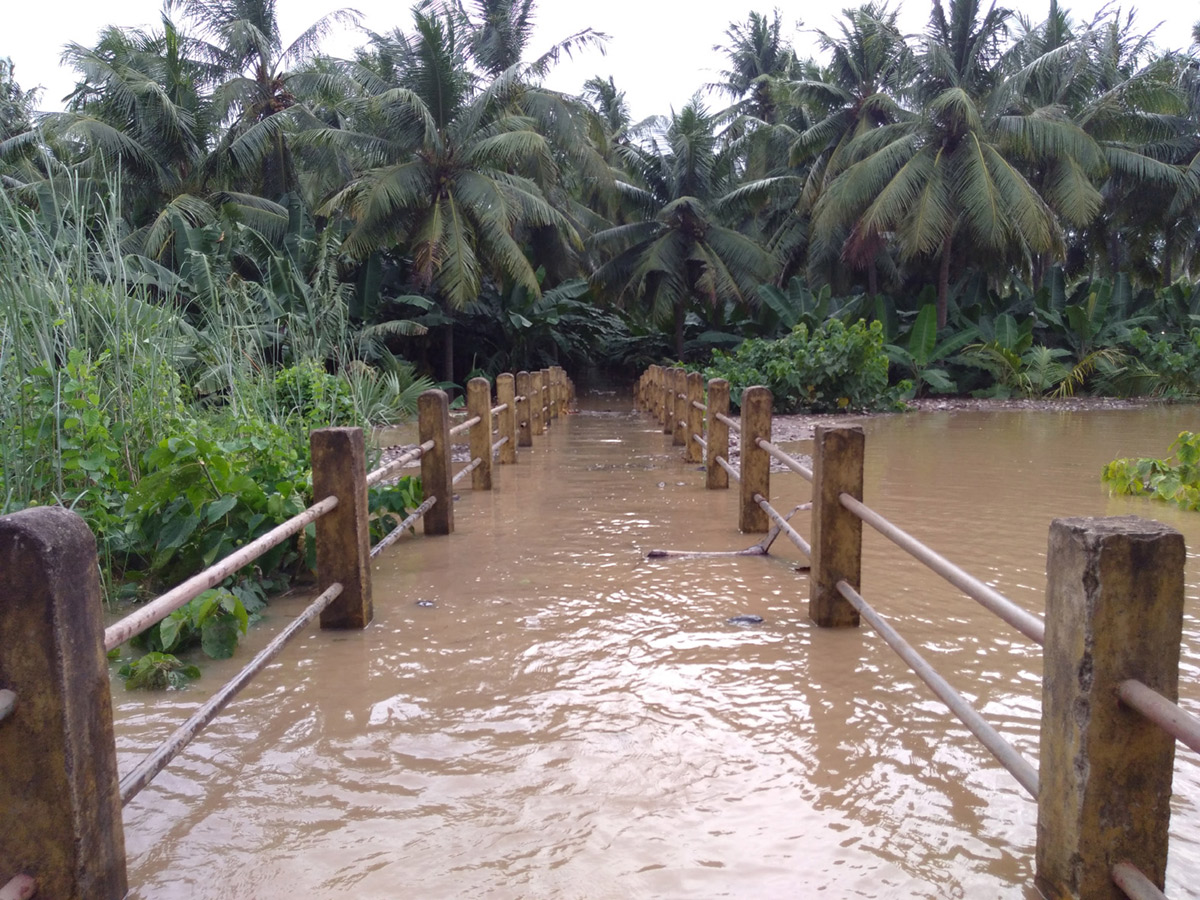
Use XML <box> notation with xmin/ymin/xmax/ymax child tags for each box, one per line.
<box><xmin>673</xmin><ymin>299</ymin><xmax>685</xmax><ymax>360</ymax></box>
<box><xmin>868</xmin><ymin>262</ymin><xmax>879</xmax><ymax>298</ymax></box>
<box><xmin>443</xmin><ymin>322</ymin><xmax>455</xmax><ymax>393</ymax></box>
<box><xmin>937</xmin><ymin>234</ymin><xmax>952</xmax><ymax>329</ymax></box>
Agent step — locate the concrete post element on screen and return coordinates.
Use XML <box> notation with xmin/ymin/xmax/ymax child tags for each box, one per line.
<box><xmin>540</xmin><ymin>368</ymin><xmax>552</xmax><ymax>428</ymax></box>
<box><xmin>531</xmin><ymin>371</ymin><xmax>546</xmax><ymax>436</ymax></box>
<box><xmin>515</xmin><ymin>371</ymin><xmax>533</xmax><ymax>447</ymax></box>
<box><xmin>1036</xmin><ymin>516</ymin><xmax>1185</xmax><ymax>900</ymax></box>
<box><xmin>661</xmin><ymin>368</ymin><xmax>674</xmax><ymax>435</ymax></box>
<box><xmin>496</xmin><ymin>373</ymin><xmax>517</xmax><ymax>464</ymax></box>
<box><xmin>311</xmin><ymin>428</ymin><xmax>373</xmax><ymax>628</ymax></box>
<box><xmin>685</xmin><ymin>372</ymin><xmax>704</xmax><ymax>464</ymax></box>
<box><xmin>809</xmin><ymin>424</ymin><xmax>864</xmax><ymax>627</ymax></box>
<box><xmin>672</xmin><ymin>368</ymin><xmax>687</xmax><ymax>447</ymax></box>
<box><xmin>738</xmin><ymin>385</ymin><xmax>772</xmax><ymax>533</ymax></box>
<box><xmin>467</xmin><ymin>377</ymin><xmax>494</xmax><ymax>490</ymax></box>
<box><xmin>0</xmin><ymin>507</ymin><xmax>127</xmax><ymax>900</ymax></box>
<box><xmin>706</xmin><ymin>378</ymin><xmax>730</xmax><ymax>490</ymax></box>
<box><xmin>418</xmin><ymin>389</ymin><xmax>454</xmax><ymax>535</ymax></box>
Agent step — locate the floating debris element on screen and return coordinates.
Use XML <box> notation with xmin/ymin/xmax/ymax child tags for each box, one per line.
<box><xmin>727</xmin><ymin>614</ymin><xmax>764</xmax><ymax>626</ymax></box>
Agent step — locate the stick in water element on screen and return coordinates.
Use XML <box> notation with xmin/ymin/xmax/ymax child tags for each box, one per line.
<box><xmin>646</xmin><ymin>504</ymin><xmax>811</xmax><ymax>558</ymax></box>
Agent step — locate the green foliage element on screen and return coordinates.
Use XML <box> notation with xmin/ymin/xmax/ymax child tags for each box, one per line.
<box><xmin>704</xmin><ymin>319</ymin><xmax>905</xmax><ymax>413</ymax></box>
<box><xmin>117</xmin><ymin>652</ymin><xmax>202</xmax><ymax>690</ymax></box>
<box><xmin>121</xmin><ymin>423</ymin><xmax>309</xmax><ymax>589</ymax></box>
<box><xmin>1103</xmin><ymin>432</ymin><xmax>1200</xmax><ymax>511</ymax></box>
<box><xmin>368</xmin><ymin>476</ymin><xmax>423</xmax><ymax>543</ymax></box>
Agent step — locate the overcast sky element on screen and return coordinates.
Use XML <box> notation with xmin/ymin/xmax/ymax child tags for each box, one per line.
<box><xmin>5</xmin><ymin>0</ymin><xmax>1197</xmax><ymax>119</ymax></box>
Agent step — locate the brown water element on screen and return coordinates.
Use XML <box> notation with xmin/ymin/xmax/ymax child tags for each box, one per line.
<box><xmin>114</xmin><ymin>398</ymin><xmax>1200</xmax><ymax>898</ymax></box>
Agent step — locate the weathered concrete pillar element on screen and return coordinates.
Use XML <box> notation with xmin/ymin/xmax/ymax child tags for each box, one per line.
<box><xmin>809</xmin><ymin>424</ymin><xmax>863</xmax><ymax>627</ymax></box>
<box><xmin>515</xmin><ymin>371</ymin><xmax>533</xmax><ymax>447</ymax></box>
<box><xmin>531</xmin><ymin>371</ymin><xmax>546</xmax><ymax>436</ymax></box>
<box><xmin>1036</xmin><ymin>516</ymin><xmax>1185</xmax><ymax>900</ymax></box>
<box><xmin>661</xmin><ymin>368</ymin><xmax>674</xmax><ymax>435</ymax></box>
<box><xmin>685</xmin><ymin>372</ymin><xmax>704</xmax><ymax>464</ymax></box>
<box><xmin>0</xmin><ymin>507</ymin><xmax>127</xmax><ymax>900</ymax></box>
<box><xmin>540</xmin><ymin>368</ymin><xmax>552</xmax><ymax>428</ymax></box>
<box><xmin>672</xmin><ymin>368</ymin><xmax>688</xmax><ymax>447</ymax></box>
<box><xmin>418</xmin><ymin>389</ymin><xmax>454</xmax><ymax>535</ymax></box>
<box><xmin>311</xmin><ymin>427</ymin><xmax>373</xmax><ymax>628</ymax></box>
<box><xmin>706</xmin><ymin>378</ymin><xmax>730</xmax><ymax>490</ymax></box>
<box><xmin>467</xmin><ymin>377</ymin><xmax>494</xmax><ymax>490</ymax></box>
<box><xmin>496</xmin><ymin>373</ymin><xmax>517</xmax><ymax>464</ymax></box>
<box><xmin>738</xmin><ymin>385</ymin><xmax>772</xmax><ymax>533</ymax></box>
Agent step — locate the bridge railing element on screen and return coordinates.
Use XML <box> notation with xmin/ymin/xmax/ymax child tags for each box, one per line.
<box><xmin>0</xmin><ymin>367</ymin><xmax>573</xmax><ymax>900</ymax></box>
<box><xmin>636</xmin><ymin>364</ymin><xmax>1196</xmax><ymax>900</ymax></box>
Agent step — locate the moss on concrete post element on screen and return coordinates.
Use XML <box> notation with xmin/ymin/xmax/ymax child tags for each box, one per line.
<box><xmin>467</xmin><ymin>377</ymin><xmax>494</xmax><ymax>490</ymax></box>
<box><xmin>706</xmin><ymin>378</ymin><xmax>730</xmax><ymax>490</ymax></box>
<box><xmin>809</xmin><ymin>424</ymin><xmax>864</xmax><ymax>627</ymax></box>
<box><xmin>515</xmin><ymin>371</ymin><xmax>533</xmax><ymax>447</ymax></box>
<box><xmin>1036</xmin><ymin>516</ymin><xmax>1185</xmax><ymax>900</ymax></box>
<box><xmin>419</xmin><ymin>389</ymin><xmax>454</xmax><ymax>535</ymax></box>
<box><xmin>311</xmin><ymin>428</ymin><xmax>373</xmax><ymax>628</ymax></box>
<box><xmin>738</xmin><ymin>385</ymin><xmax>772</xmax><ymax>533</ymax></box>
<box><xmin>0</xmin><ymin>507</ymin><xmax>127</xmax><ymax>900</ymax></box>
<box><xmin>531</xmin><ymin>371</ymin><xmax>546</xmax><ymax>436</ymax></box>
<box><xmin>496</xmin><ymin>373</ymin><xmax>517</xmax><ymax>464</ymax></box>
<box><xmin>685</xmin><ymin>372</ymin><xmax>704</xmax><ymax>464</ymax></box>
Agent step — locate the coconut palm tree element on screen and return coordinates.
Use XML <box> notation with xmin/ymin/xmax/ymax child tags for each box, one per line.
<box><xmin>317</xmin><ymin>9</ymin><xmax>579</xmax><ymax>382</ymax></box>
<box><xmin>589</xmin><ymin>98</ymin><xmax>776</xmax><ymax>358</ymax></box>
<box><xmin>711</xmin><ymin>10</ymin><xmax>799</xmax><ymax>125</ymax></box>
<box><xmin>811</xmin><ymin>0</ymin><xmax>1106</xmax><ymax>325</ymax></box>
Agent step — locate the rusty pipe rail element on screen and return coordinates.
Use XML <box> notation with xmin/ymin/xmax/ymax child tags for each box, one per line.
<box><xmin>448</xmin><ymin>415</ymin><xmax>482</xmax><ymax>438</ymax></box>
<box><xmin>105</xmin><ymin>495</ymin><xmax>340</xmax><ymax>651</ymax></box>
<box><xmin>366</xmin><ymin>439</ymin><xmax>435</xmax><ymax>488</ymax></box>
<box><xmin>753</xmin><ymin>493</ymin><xmax>810</xmax><ymax>556</ymax></box>
<box><xmin>1118</xmin><ymin>679</ymin><xmax>1200</xmax><ymax>755</ymax></box>
<box><xmin>838</xmin><ymin>493</ymin><xmax>1046</xmax><ymax>646</ymax></box>
<box><xmin>119</xmin><ymin>582</ymin><xmax>344</xmax><ymax>806</ymax></box>
<box><xmin>836</xmin><ymin>580</ymin><xmax>1039</xmax><ymax>799</ymax></box>
<box><xmin>370</xmin><ymin>496</ymin><xmax>438</xmax><ymax>559</ymax></box>
<box><xmin>756</xmin><ymin>437</ymin><xmax>814</xmax><ymax>481</ymax></box>
<box><xmin>1111</xmin><ymin>862</ymin><xmax>1169</xmax><ymax>900</ymax></box>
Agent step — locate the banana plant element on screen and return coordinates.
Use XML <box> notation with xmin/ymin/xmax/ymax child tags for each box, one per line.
<box><xmin>885</xmin><ymin>304</ymin><xmax>977</xmax><ymax>396</ymax></box>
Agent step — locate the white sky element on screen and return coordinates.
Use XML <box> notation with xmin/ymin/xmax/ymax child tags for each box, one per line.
<box><xmin>4</xmin><ymin>0</ymin><xmax>1197</xmax><ymax>119</ymax></box>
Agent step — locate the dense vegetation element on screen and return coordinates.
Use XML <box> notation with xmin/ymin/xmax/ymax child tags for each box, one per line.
<box><xmin>5</xmin><ymin>0</ymin><xmax>1200</xmax><ymax>678</ymax></box>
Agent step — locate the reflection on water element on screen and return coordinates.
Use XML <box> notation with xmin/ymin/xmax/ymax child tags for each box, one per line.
<box><xmin>116</xmin><ymin>401</ymin><xmax>1200</xmax><ymax>898</ymax></box>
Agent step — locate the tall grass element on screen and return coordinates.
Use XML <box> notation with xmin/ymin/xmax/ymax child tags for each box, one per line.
<box><xmin>0</xmin><ymin>175</ymin><xmax>432</xmax><ymax>597</ymax></box>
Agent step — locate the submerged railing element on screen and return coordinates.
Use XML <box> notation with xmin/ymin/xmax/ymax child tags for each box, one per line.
<box><xmin>636</xmin><ymin>363</ymin><xmax>1197</xmax><ymax>900</ymax></box>
<box><xmin>0</xmin><ymin>367</ymin><xmax>574</xmax><ymax>900</ymax></box>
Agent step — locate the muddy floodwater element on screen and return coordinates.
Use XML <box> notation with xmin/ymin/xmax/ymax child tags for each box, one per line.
<box><xmin>113</xmin><ymin>397</ymin><xmax>1200</xmax><ymax>898</ymax></box>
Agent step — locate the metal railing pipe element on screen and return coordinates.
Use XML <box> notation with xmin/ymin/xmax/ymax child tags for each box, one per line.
<box><xmin>756</xmin><ymin>437</ymin><xmax>814</xmax><ymax>481</ymax></box>
<box><xmin>119</xmin><ymin>582</ymin><xmax>343</xmax><ymax>806</ymax></box>
<box><xmin>838</xmin><ymin>493</ymin><xmax>1046</xmax><ymax>646</ymax></box>
<box><xmin>492</xmin><ymin>436</ymin><xmax>509</xmax><ymax>454</ymax></box>
<box><xmin>1118</xmin><ymin>679</ymin><xmax>1200</xmax><ymax>755</ymax></box>
<box><xmin>370</xmin><ymin>497</ymin><xmax>438</xmax><ymax>559</ymax></box>
<box><xmin>1111</xmin><ymin>862</ymin><xmax>1169</xmax><ymax>900</ymax></box>
<box><xmin>0</xmin><ymin>688</ymin><xmax>14</xmax><ymax>725</ymax></box>
<box><xmin>753</xmin><ymin>493</ymin><xmax>811</xmax><ymax>556</ymax></box>
<box><xmin>452</xmin><ymin>457</ymin><xmax>483</xmax><ymax>485</ymax></box>
<box><xmin>448</xmin><ymin>415</ymin><xmax>482</xmax><ymax>438</ymax></box>
<box><xmin>715</xmin><ymin>412</ymin><xmax>740</xmax><ymax>432</ymax></box>
<box><xmin>692</xmin><ymin>400</ymin><xmax>707</xmax><ymax>412</ymax></box>
<box><xmin>365</xmin><ymin>441</ymin><xmax>432</xmax><ymax>488</ymax></box>
<box><xmin>490</xmin><ymin>402</ymin><xmax>508</xmax><ymax>416</ymax></box>
<box><xmin>104</xmin><ymin>496</ymin><xmax>340</xmax><ymax>651</ymax></box>
<box><xmin>836</xmin><ymin>580</ymin><xmax>1039</xmax><ymax>799</ymax></box>
<box><xmin>716</xmin><ymin>456</ymin><xmax>740</xmax><ymax>484</ymax></box>
<box><xmin>693</xmin><ymin>434</ymin><xmax>708</xmax><ymax>450</ymax></box>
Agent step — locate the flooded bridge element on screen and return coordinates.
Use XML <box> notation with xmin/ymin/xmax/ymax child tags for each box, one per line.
<box><xmin>3</xmin><ymin>372</ymin><xmax>1199</xmax><ymax>899</ymax></box>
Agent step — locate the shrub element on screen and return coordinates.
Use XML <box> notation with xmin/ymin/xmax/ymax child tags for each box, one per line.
<box><xmin>704</xmin><ymin>319</ymin><xmax>906</xmax><ymax>413</ymax></box>
<box><xmin>1102</xmin><ymin>431</ymin><xmax>1200</xmax><ymax>511</ymax></box>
